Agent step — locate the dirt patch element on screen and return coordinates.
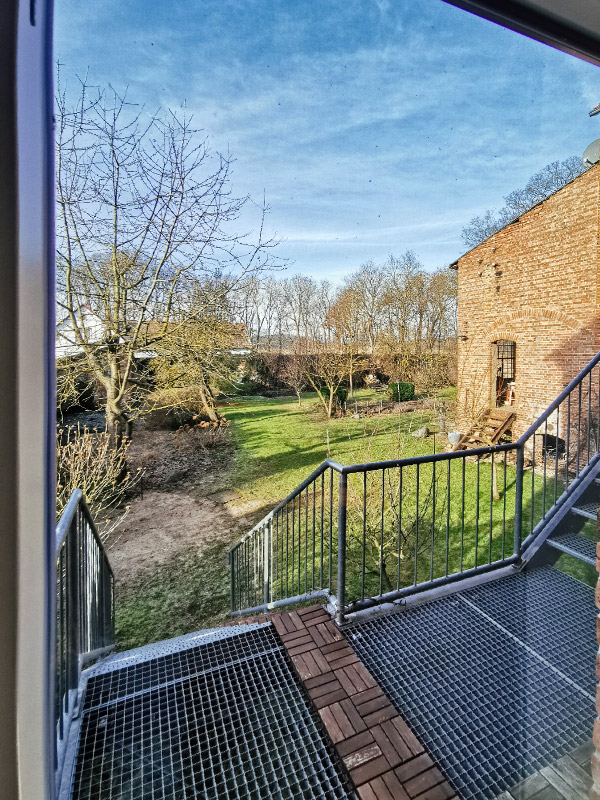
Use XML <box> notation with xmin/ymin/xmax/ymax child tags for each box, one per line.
<box><xmin>105</xmin><ymin>424</ymin><xmax>262</xmax><ymax>597</ymax></box>
<box><xmin>126</xmin><ymin>425</ymin><xmax>234</xmax><ymax>493</ymax></box>
<box><xmin>106</xmin><ymin>491</ymin><xmax>247</xmax><ymax>584</ymax></box>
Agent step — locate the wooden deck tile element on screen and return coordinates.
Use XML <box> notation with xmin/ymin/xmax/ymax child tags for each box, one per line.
<box><xmin>286</xmin><ymin>639</ymin><xmax>318</xmax><ymax>657</ymax></box>
<box><xmin>380</xmin><ymin>771</ymin><xmax>411</xmax><ymax>799</ymax></box>
<box><xmin>540</xmin><ymin>755</ymin><xmax>593</xmax><ymax>799</ymax></box>
<box><xmin>404</xmin><ymin>765</ymin><xmax>445</xmax><ymax>797</ymax></box>
<box><xmin>356</xmin><ymin>694</ymin><xmax>393</xmax><ymax>718</ymax></box>
<box><xmin>394</xmin><ymin>752</ymin><xmax>434</xmax><ymax>782</ymax></box>
<box><xmin>312</xmin><ymin>687</ymin><xmax>348</xmax><ymax>709</ymax></box>
<box><xmin>307</xmin><ymin>676</ymin><xmax>343</xmax><ymax>700</ymax></box>
<box><xmin>357</xmin><ymin>783</ymin><xmax>379</xmax><ymax>800</ymax></box>
<box><xmin>304</xmin><ymin>671</ymin><xmax>335</xmax><ymax>690</ymax></box>
<box><xmin>493</xmin><ymin>743</ymin><xmax>594</xmax><ymax>799</ymax></box>
<box><xmin>350</xmin><ymin>755</ymin><xmax>391</xmax><ymax>786</ymax></box>
<box><xmin>336</xmin><ymin>730</ymin><xmax>375</xmax><ymax>758</ymax></box>
<box><xmin>379</xmin><ymin>719</ymin><xmax>418</xmax><ymax>762</ymax></box>
<box><xmin>272</xmin><ymin>605</ymin><xmax>456</xmax><ymax>800</ymax></box>
<box><xmin>417</xmin><ymin>780</ymin><xmax>458</xmax><ymax>799</ymax></box>
<box><xmin>331</xmin><ymin>700</ymin><xmax>366</xmax><ymax>737</ymax></box>
<box><xmin>321</xmin><ymin>639</ymin><xmax>348</xmax><ymax>655</ymax></box>
<box><xmin>509</xmin><ymin>771</ymin><xmax>550</xmax><ymax>799</ymax></box>
<box><xmin>343</xmin><ymin>743</ymin><xmax>384</xmax><ymax>771</ymax></box>
<box><xmin>370</xmin><ymin>724</ymin><xmax>406</xmax><ymax>768</ymax></box>
<box><xmin>279</xmin><ymin>628</ymin><xmax>312</xmax><ymax>644</ymax></box>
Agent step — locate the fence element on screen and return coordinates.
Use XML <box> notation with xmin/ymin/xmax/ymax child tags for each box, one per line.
<box><xmin>55</xmin><ymin>489</ymin><xmax>114</xmax><ymax>786</ymax></box>
<box><xmin>230</xmin><ymin>350</ymin><xmax>600</xmax><ymax>621</ymax></box>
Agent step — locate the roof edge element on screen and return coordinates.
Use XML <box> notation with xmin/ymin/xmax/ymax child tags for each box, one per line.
<box><xmin>450</xmin><ymin>161</ymin><xmax>597</xmax><ymax>267</ymax></box>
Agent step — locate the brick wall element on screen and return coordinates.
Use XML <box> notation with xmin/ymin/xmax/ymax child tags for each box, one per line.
<box><xmin>456</xmin><ymin>164</ymin><xmax>600</xmax><ymax>440</ymax></box>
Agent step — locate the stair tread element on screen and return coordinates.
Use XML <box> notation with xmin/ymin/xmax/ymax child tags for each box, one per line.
<box><xmin>571</xmin><ymin>502</ymin><xmax>599</xmax><ymax>521</ymax></box>
<box><xmin>547</xmin><ymin>532</ymin><xmax>596</xmax><ymax>565</ymax></box>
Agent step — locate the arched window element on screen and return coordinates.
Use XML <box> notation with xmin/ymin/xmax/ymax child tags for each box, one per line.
<box><xmin>495</xmin><ymin>340</ymin><xmax>516</xmax><ymax>407</ymax></box>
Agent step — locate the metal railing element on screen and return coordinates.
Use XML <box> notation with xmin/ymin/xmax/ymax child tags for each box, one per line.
<box><xmin>230</xmin><ymin>462</ymin><xmax>341</xmax><ymax>615</ymax></box>
<box><xmin>55</xmin><ymin>489</ymin><xmax>115</xmax><ymax>786</ymax></box>
<box><xmin>230</xmin><ymin>350</ymin><xmax>600</xmax><ymax>621</ymax></box>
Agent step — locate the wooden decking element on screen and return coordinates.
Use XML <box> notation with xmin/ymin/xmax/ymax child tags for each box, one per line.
<box><xmin>273</xmin><ymin>605</ymin><xmax>458</xmax><ymax>800</ymax></box>
<box><xmin>453</xmin><ymin>408</ymin><xmax>515</xmax><ymax>452</ymax></box>
<box><xmin>494</xmin><ymin>742</ymin><xmax>593</xmax><ymax>800</ymax></box>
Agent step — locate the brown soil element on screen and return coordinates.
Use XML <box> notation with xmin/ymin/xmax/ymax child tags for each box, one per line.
<box><xmin>104</xmin><ymin>425</ymin><xmax>258</xmax><ymax>589</ymax></box>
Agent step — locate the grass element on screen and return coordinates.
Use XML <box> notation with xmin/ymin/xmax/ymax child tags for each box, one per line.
<box><xmin>223</xmin><ymin>389</ymin><xmax>441</xmax><ymax>505</ymax></box>
<box><xmin>115</xmin><ymin>539</ymin><xmax>235</xmax><ymax>650</ymax></box>
<box><xmin>116</xmin><ymin>386</ymin><xmax>596</xmax><ymax>648</ymax></box>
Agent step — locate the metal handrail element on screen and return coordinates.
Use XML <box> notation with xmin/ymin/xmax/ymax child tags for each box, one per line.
<box><xmin>56</xmin><ymin>489</ymin><xmax>114</xmax><ymax>577</ymax></box>
<box><xmin>230</xmin><ymin>349</ymin><xmax>600</xmax><ymax>621</ymax></box>
<box><xmin>230</xmin><ymin>460</ymin><xmax>343</xmax><ymax>549</ymax></box>
<box><xmin>337</xmin><ymin>442</ymin><xmax>517</xmax><ymax>474</ymax></box>
<box><xmin>55</xmin><ymin>489</ymin><xmax>115</xmax><ymax>791</ymax></box>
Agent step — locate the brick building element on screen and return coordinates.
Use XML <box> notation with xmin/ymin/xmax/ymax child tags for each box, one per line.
<box><xmin>452</xmin><ymin>161</ymin><xmax>600</xmax><ymax>442</ymax></box>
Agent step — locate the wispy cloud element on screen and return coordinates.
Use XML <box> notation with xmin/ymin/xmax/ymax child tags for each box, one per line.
<box><xmin>54</xmin><ymin>0</ymin><xmax>600</xmax><ymax>277</ymax></box>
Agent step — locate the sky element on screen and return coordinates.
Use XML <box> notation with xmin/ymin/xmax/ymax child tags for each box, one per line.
<box><xmin>54</xmin><ymin>0</ymin><xmax>600</xmax><ymax>282</ymax></box>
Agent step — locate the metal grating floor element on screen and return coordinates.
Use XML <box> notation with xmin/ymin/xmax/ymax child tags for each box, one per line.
<box><xmin>347</xmin><ymin>567</ymin><xmax>595</xmax><ymax>800</ymax></box>
<box><xmin>571</xmin><ymin>501</ymin><xmax>599</xmax><ymax>519</ymax></box>
<box><xmin>69</xmin><ymin>624</ymin><xmax>353</xmax><ymax>800</ymax></box>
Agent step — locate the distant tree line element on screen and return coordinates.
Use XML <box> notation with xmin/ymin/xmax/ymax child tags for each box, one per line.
<box><xmin>231</xmin><ymin>252</ymin><xmax>457</xmax><ymax>355</ymax></box>
<box><xmin>227</xmin><ymin>253</ymin><xmax>457</xmax><ymax>417</ymax></box>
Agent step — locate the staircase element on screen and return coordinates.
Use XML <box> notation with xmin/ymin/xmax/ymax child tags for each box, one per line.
<box><xmin>452</xmin><ymin>408</ymin><xmax>516</xmax><ymax>451</ymax></box>
<box><xmin>539</xmin><ymin>495</ymin><xmax>598</xmax><ymax>567</ymax></box>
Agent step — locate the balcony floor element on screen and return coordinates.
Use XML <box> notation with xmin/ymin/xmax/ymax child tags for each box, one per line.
<box><xmin>346</xmin><ymin>566</ymin><xmax>596</xmax><ymax>800</ymax></box>
<box><xmin>61</xmin><ymin>566</ymin><xmax>596</xmax><ymax>800</ymax></box>
<box><xmin>63</xmin><ymin>624</ymin><xmax>354</xmax><ymax>800</ymax></box>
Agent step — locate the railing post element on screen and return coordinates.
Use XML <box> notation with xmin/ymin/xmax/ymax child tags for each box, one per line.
<box><xmin>263</xmin><ymin>520</ymin><xmax>271</xmax><ymax>608</ymax></box>
<box><xmin>335</xmin><ymin>472</ymin><xmax>347</xmax><ymax>626</ymax></box>
<box><xmin>229</xmin><ymin>549</ymin><xmax>236</xmax><ymax>613</ymax></box>
<box><xmin>66</xmin><ymin>511</ymin><xmax>80</xmax><ymax>692</ymax></box>
<box><xmin>513</xmin><ymin>445</ymin><xmax>524</xmax><ymax>561</ymax></box>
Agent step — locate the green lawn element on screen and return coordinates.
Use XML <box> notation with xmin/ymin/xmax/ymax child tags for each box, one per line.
<box><xmin>117</xmin><ymin>387</ymin><xmax>595</xmax><ymax>648</ymax></box>
<box><xmin>224</xmin><ymin>389</ymin><xmax>441</xmax><ymax>505</ymax></box>
<box><xmin>225</xmin><ymin>390</ymin><xmax>596</xmax><ymax>612</ymax></box>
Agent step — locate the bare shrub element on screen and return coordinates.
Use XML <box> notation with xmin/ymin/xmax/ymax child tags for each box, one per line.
<box><xmin>172</xmin><ymin>421</ymin><xmax>230</xmax><ymax>454</ymax></box>
<box><xmin>56</xmin><ymin>425</ymin><xmax>142</xmax><ymax>525</ymax></box>
<box><xmin>144</xmin><ymin>386</ymin><xmax>220</xmax><ymax>430</ymax></box>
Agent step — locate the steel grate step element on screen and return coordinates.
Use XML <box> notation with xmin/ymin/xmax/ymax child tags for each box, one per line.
<box><xmin>546</xmin><ymin>532</ymin><xmax>596</xmax><ymax>566</ymax></box>
<box><xmin>570</xmin><ymin>502</ymin><xmax>599</xmax><ymax>521</ymax></box>
<box><xmin>67</xmin><ymin>624</ymin><xmax>353</xmax><ymax>800</ymax></box>
<box><xmin>346</xmin><ymin>567</ymin><xmax>595</xmax><ymax>800</ymax></box>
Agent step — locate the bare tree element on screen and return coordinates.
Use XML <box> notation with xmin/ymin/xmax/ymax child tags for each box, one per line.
<box><xmin>302</xmin><ymin>343</ymin><xmax>365</xmax><ymax>418</ymax></box>
<box><xmin>326</xmin><ymin>287</ymin><xmax>363</xmax><ymax>399</ymax></box>
<box><xmin>462</xmin><ymin>156</ymin><xmax>587</xmax><ymax>249</ymax></box>
<box><xmin>344</xmin><ymin>262</ymin><xmax>385</xmax><ymax>354</ymax></box>
<box><xmin>56</xmin><ymin>79</ymin><xmax>279</xmax><ymax>443</ymax></box>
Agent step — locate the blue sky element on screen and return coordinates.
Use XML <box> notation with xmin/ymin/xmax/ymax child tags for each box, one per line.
<box><xmin>55</xmin><ymin>0</ymin><xmax>600</xmax><ymax>280</ymax></box>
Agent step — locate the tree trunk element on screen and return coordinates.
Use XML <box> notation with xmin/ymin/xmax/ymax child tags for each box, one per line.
<box><xmin>105</xmin><ymin>398</ymin><xmax>129</xmax><ymax>450</ymax></box>
<box><xmin>198</xmin><ymin>380</ymin><xmax>220</xmax><ymax>422</ymax></box>
<box><xmin>104</xmin><ymin>354</ymin><xmax>130</xmax><ymax>449</ymax></box>
<box><xmin>491</xmin><ymin>452</ymin><xmax>500</xmax><ymax>501</ymax></box>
